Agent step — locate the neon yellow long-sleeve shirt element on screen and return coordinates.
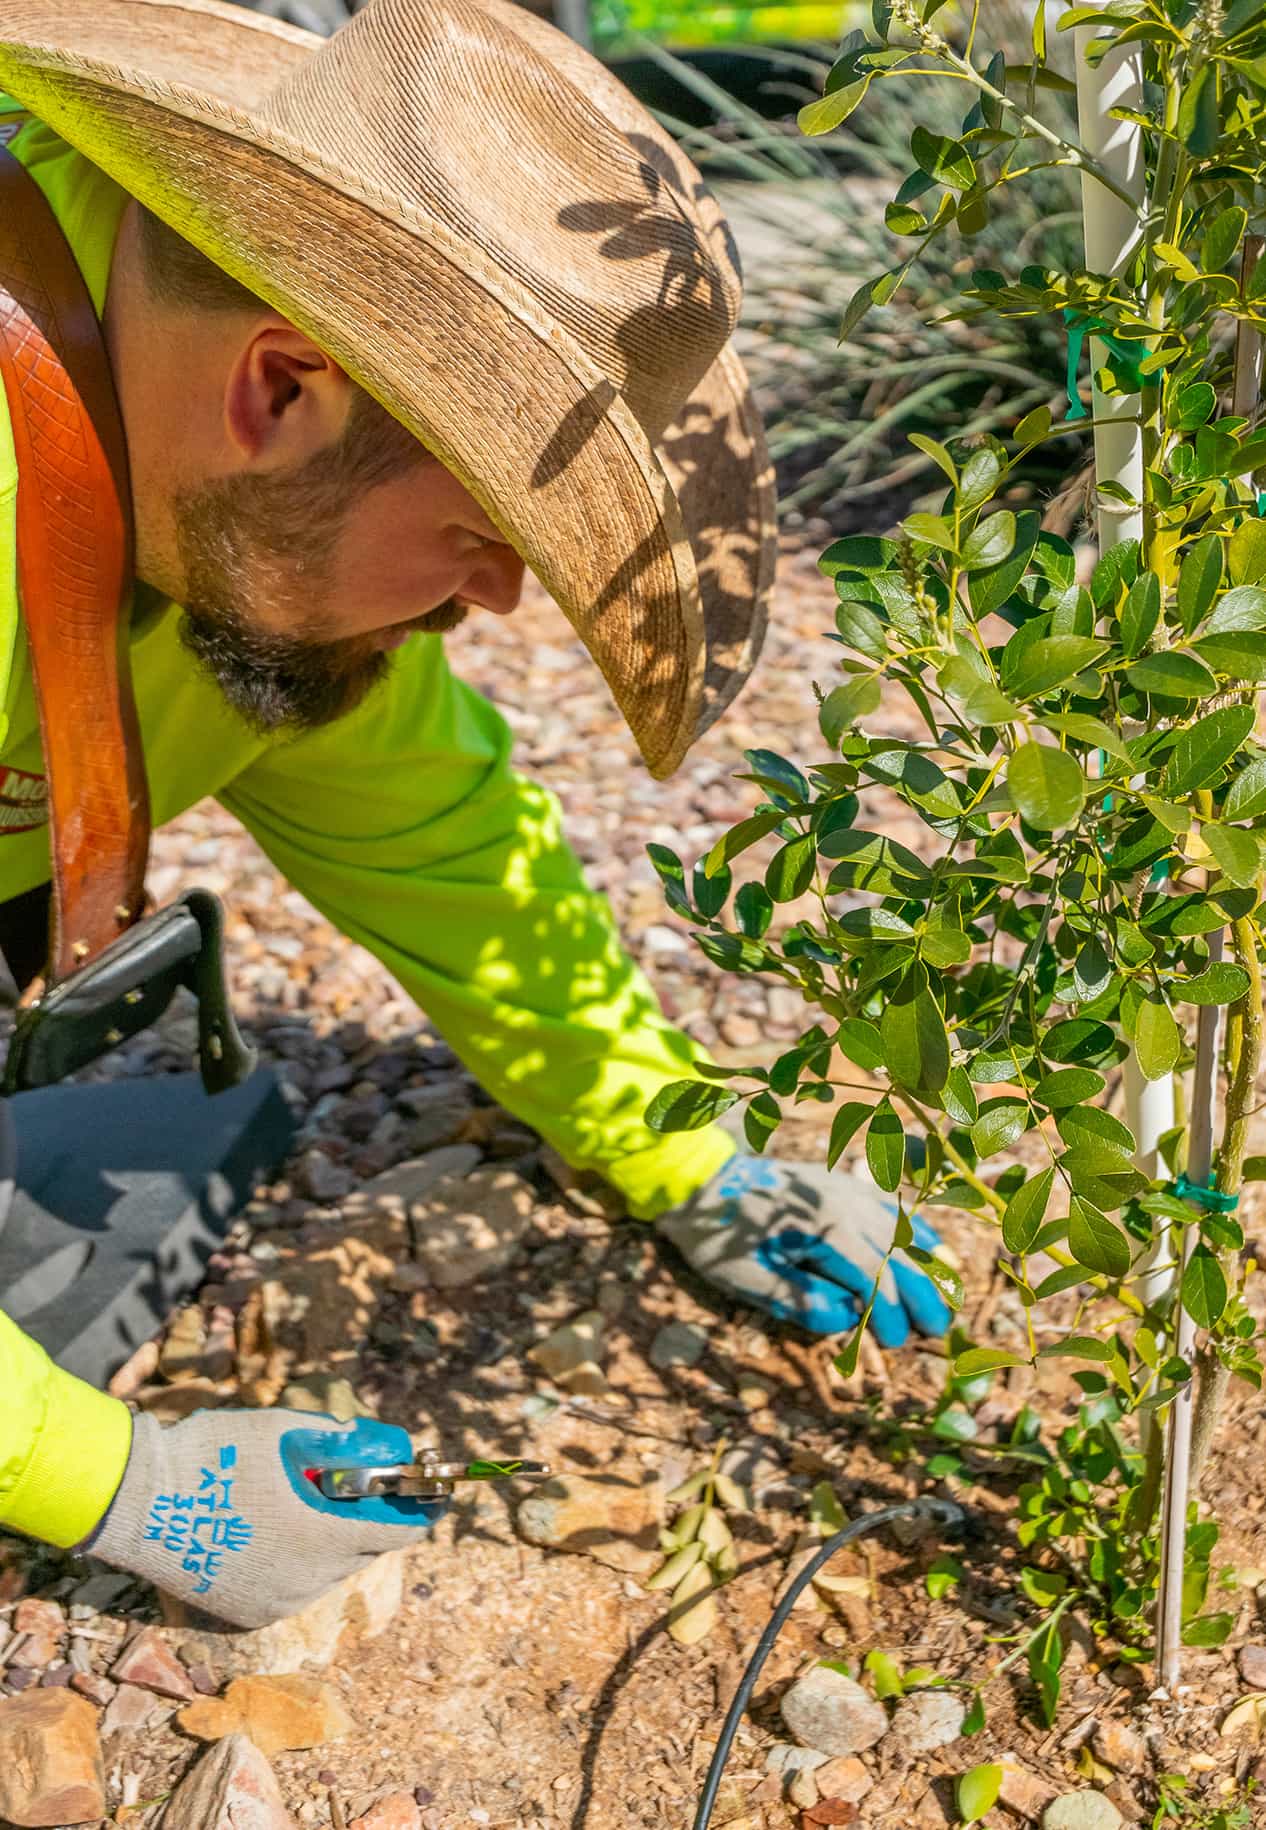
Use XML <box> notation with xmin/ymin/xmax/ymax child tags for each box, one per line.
<box><xmin>0</xmin><ymin>104</ymin><xmax>733</xmax><ymax>1549</ymax></box>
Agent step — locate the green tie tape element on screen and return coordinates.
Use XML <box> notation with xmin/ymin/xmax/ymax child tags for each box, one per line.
<box><xmin>1064</xmin><ymin>309</ymin><xmax>1149</xmax><ymax>420</ymax></box>
<box><xmin>1172</xmin><ymin>1173</ymin><xmax>1239</xmax><ymax>1214</ymax></box>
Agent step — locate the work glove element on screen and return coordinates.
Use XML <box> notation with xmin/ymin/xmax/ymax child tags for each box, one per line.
<box><xmin>657</xmin><ymin>1153</ymin><xmax>953</xmax><ymax>1345</ymax></box>
<box><xmin>85</xmin><ymin>1409</ymin><xmax>446</xmax><ymax>1628</ymax></box>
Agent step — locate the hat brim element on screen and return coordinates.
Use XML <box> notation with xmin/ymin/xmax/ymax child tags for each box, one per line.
<box><xmin>0</xmin><ymin>0</ymin><xmax>774</xmax><ymax>772</ymax></box>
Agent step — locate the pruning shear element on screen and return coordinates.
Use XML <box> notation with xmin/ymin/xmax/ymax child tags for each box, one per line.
<box><xmin>313</xmin><ymin>1448</ymin><xmax>552</xmax><ymax>1503</ymax></box>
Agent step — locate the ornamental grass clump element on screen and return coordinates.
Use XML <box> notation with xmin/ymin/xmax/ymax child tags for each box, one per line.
<box><xmin>649</xmin><ymin>0</ymin><xmax>1266</xmax><ymax>1695</ymax></box>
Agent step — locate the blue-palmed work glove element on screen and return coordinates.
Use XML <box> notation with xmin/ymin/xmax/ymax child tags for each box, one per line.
<box><xmin>86</xmin><ymin>1411</ymin><xmax>446</xmax><ymax>1628</ymax></box>
<box><xmin>657</xmin><ymin>1154</ymin><xmax>953</xmax><ymax>1345</ymax></box>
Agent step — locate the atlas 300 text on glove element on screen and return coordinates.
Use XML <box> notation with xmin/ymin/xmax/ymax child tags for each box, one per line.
<box><xmin>657</xmin><ymin>1153</ymin><xmax>953</xmax><ymax>1345</ymax></box>
<box><xmin>84</xmin><ymin>1410</ymin><xmax>447</xmax><ymax>1628</ymax></box>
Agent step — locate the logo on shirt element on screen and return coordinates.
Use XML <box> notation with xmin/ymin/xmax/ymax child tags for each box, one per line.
<box><xmin>0</xmin><ymin>765</ymin><xmax>48</xmax><ymax>833</ymax></box>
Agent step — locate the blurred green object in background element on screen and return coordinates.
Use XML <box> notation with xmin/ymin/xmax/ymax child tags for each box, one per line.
<box><xmin>590</xmin><ymin>1</ymin><xmax>863</xmax><ymax>54</ymax></box>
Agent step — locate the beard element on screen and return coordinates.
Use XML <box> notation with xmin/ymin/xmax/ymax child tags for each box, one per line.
<box><xmin>169</xmin><ymin>454</ymin><xmax>467</xmax><ymax>736</ymax></box>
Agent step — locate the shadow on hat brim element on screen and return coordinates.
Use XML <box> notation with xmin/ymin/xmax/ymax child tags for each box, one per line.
<box><xmin>0</xmin><ymin>0</ymin><xmax>775</xmax><ymax>774</ymax></box>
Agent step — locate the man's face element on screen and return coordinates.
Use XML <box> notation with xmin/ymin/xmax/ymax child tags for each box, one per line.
<box><xmin>171</xmin><ymin>439</ymin><xmax>526</xmax><ymax>734</ymax></box>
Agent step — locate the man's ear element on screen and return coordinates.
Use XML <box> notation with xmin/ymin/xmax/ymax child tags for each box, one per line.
<box><xmin>224</xmin><ymin>323</ymin><xmax>351</xmax><ymax>471</ymax></box>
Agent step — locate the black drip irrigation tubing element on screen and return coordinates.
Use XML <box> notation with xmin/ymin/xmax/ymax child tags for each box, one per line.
<box><xmin>692</xmin><ymin>1495</ymin><xmax>967</xmax><ymax>1830</ymax></box>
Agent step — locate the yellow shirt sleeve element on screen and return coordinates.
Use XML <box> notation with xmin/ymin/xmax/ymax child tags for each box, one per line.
<box><xmin>0</xmin><ymin>1310</ymin><xmax>133</xmax><ymax>1548</ymax></box>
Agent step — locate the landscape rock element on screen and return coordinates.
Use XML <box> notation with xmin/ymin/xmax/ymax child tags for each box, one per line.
<box><xmin>527</xmin><ymin>1310</ymin><xmax>608</xmax><ymax>1394</ymax></box>
<box><xmin>778</xmin><ymin>1665</ymin><xmax>889</xmax><ymax>1758</ymax></box>
<box><xmin>69</xmin><ymin>1673</ymin><xmax>115</xmax><ymax>1708</ymax></box>
<box><xmin>110</xmin><ymin>1626</ymin><xmax>195</xmax><ymax>1700</ymax></box>
<box><xmin>889</xmin><ymin>1689</ymin><xmax>966</xmax><ymax>1754</ymax></box>
<box><xmin>13</xmin><ymin>1601</ymin><xmax>64</xmax><ymax>1643</ymax></box>
<box><xmin>788</xmin><ymin>1765</ymin><xmax>819</xmax><ymax>1809</ymax></box>
<box><xmin>999</xmin><ymin>1760</ymin><xmax>1058</xmax><ymax>1820</ymax></box>
<box><xmin>8</xmin><ymin>1628</ymin><xmax>62</xmax><ymax>1669</ymax></box>
<box><xmin>161</xmin><ymin>1731</ymin><xmax>298</xmax><ymax>1829</ymax></box>
<box><xmin>166</xmin><ymin>1549</ymin><xmax>404</xmax><ymax>1677</ymax></box>
<box><xmin>649</xmin><ymin>1320</ymin><xmax>708</xmax><ymax>1370</ymax></box>
<box><xmin>1091</xmin><ymin>1719</ymin><xmax>1146</xmax><ymax>1774</ymax></box>
<box><xmin>101</xmin><ymin>1683</ymin><xmax>163</xmax><ymax>1737</ymax></box>
<box><xmin>515</xmin><ymin>1472</ymin><xmax>661</xmax><ymax>1575</ymax></box>
<box><xmin>764</xmin><ymin>1743</ymin><xmax>828</xmax><ymax>1776</ymax></box>
<box><xmin>178</xmin><ymin>1673</ymin><xmax>354</xmax><ymax>1757</ymax></box>
<box><xmin>0</xmin><ymin>1688</ymin><xmax>105</xmax><ymax>1827</ymax></box>
<box><xmin>395</xmin><ymin>1083</ymin><xmax>474</xmax><ymax>1151</ymax></box>
<box><xmin>366</xmin><ymin>1160</ymin><xmax>532</xmax><ymax>1288</ymax></box>
<box><xmin>295</xmin><ymin>1147</ymin><xmax>355</xmax><ymax>1204</ymax></box>
<box><xmin>1042</xmin><ymin>1794</ymin><xmax>1125</xmax><ymax>1830</ymax></box>
<box><xmin>158</xmin><ymin>1304</ymin><xmax>210</xmax><ymax>1381</ymax></box>
<box><xmin>349</xmin><ymin>1792</ymin><xmax>422</xmax><ymax>1830</ymax></box>
<box><xmin>1238</xmin><ymin>1644</ymin><xmax>1266</xmax><ymax>1689</ymax></box>
<box><xmin>813</xmin><ymin>1755</ymin><xmax>872</xmax><ymax>1803</ymax></box>
<box><xmin>68</xmin><ymin>1570</ymin><xmax>133</xmax><ymax>1612</ymax></box>
<box><xmin>279</xmin><ymin>1374</ymin><xmax>360</xmax><ymax>1421</ymax></box>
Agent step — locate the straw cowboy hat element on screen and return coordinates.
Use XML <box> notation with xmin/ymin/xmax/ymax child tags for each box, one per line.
<box><xmin>0</xmin><ymin>0</ymin><xmax>777</xmax><ymax>778</ymax></box>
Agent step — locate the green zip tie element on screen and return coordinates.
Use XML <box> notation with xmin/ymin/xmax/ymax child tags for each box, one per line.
<box><xmin>1063</xmin><ymin>309</ymin><xmax>1149</xmax><ymax>421</ymax></box>
<box><xmin>1257</xmin><ymin>490</ymin><xmax>1266</xmax><ymax>516</ymax></box>
<box><xmin>1172</xmin><ymin>1173</ymin><xmax>1239</xmax><ymax>1214</ymax></box>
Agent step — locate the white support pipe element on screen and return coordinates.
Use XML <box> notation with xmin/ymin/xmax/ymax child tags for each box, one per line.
<box><xmin>1073</xmin><ymin>17</ymin><xmax>1176</xmax><ymax>1270</ymax></box>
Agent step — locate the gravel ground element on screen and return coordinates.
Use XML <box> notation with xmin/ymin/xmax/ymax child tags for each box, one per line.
<box><xmin>1</xmin><ymin>539</ymin><xmax>1266</xmax><ymax>1830</ymax></box>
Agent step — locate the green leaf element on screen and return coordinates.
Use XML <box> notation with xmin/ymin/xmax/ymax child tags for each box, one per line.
<box><xmin>837</xmin><ymin>1018</ymin><xmax>885</xmax><ymax>1073</ymax></box>
<box><xmin>1003</xmin><ymin>1168</ymin><xmax>1055</xmax><ymax>1255</ymax></box>
<box><xmin>743</xmin><ymin>1092</ymin><xmax>781</xmax><ymax>1155</ymax></box>
<box><xmin>821</xmin><ymin>677</ymin><xmax>882</xmax><ymax>745</ymax></box>
<box><xmin>1008</xmin><ymin>743</ymin><xmax>1086</xmax><ymax>831</ymax></box>
<box><xmin>1002</xmin><ymin>636</ymin><xmax>1107</xmax><ymax>700</ymax></box>
<box><xmin>956</xmin><ymin>1763</ymin><xmax>1003</xmax><ymax>1826</ymax></box>
<box><xmin>1181</xmin><ymin>962</ymin><xmax>1251</xmax><ymax>1006</ymax></box>
<box><xmin>961</xmin><ymin>1692</ymin><xmax>987</xmax><ymax>1737</ymax></box>
<box><xmin>1037</xmin><ymin>1335</ymin><xmax>1117</xmax><ymax>1363</ymax></box>
<box><xmin>820</xmin><ymin>828</ymin><xmax>934</xmax><ymax>897</ymax></box>
<box><xmin>1204</xmin><ymin>205</ymin><xmax>1247</xmax><ymax>274</ymax></box>
<box><xmin>1179</xmin><ymin>63</ymin><xmax>1218</xmax><ymax>156</ymax></box>
<box><xmin>1031</xmin><ymin>1068</ymin><xmax>1106</xmax><ymax>1109</ymax></box>
<box><xmin>692</xmin><ymin>861</ymin><xmax>731</xmax><ymax>920</ymax></box>
<box><xmin>1173</xmin><ymin>382</ymin><xmax>1216</xmax><ymax>431</ymax></box>
<box><xmin>835</xmin><ymin>598</ymin><xmax>890</xmax><ymax>662</ymax></box>
<box><xmin>798</xmin><ymin>75</ymin><xmax>871</xmax><ymax>136</ymax></box>
<box><xmin>1182</xmin><ymin>1244</ymin><xmax>1228</xmax><ymax>1329</ymax></box>
<box><xmin>865</xmin><ymin>1649</ymin><xmax>905</xmax><ymax>1699</ymax></box>
<box><xmin>955</xmin><ymin>1346</ymin><xmax>1028</xmax><ymax>1375</ymax></box>
<box><xmin>735</xmin><ymin>881</ymin><xmax>773</xmax><ymax>940</ymax></box>
<box><xmin>1230</xmin><ymin>515</ymin><xmax>1266</xmax><ymax>587</ymax></box>
<box><xmin>962</xmin><ymin>510</ymin><xmax>1016</xmax><ymax>572</ymax></box>
<box><xmin>1068</xmin><ymin>1197</ymin><xmax>1131</xmax><ymax>1279</ymax></box>
<box><xmin>902</xmin><ymin>511</ymin><xmax>958</xmax><ymax>553</ymax></box>
<box><xmin>1207</xmin><ymin>585</ymin><xmax>1266</xmax><ymax>631</ymax></box>
<box><xmin>1177</xmin><ymin>534</ymin><xmax>1223</xmax><ymax>632</ymax></box>
<box><xmin>907</xmin><ymin>433</ymin><xmax>957</xmax><ymax>482</ymax></box>
<box><xmin>1162</xmin><ymin>706</ymin><xmax>1257</xmax><ymax>795</ymax></box>
<box><xmin>1192</xmin><ymin>632</ymin><xmax>1266</xmax><ymax>681</ymax></box>
<box><xmin>1135</xmin><ymin>994</ymin><xmax>1182</xmax><ymax>1079</ymax></box>
<box><xmin>1015</xmin><ymin>405</ymin><xmax>1052</xmax><ymax>446</ymax></box>
<box><xmin>881</xmin><ymin>963</ymin><xmax>950</xmax><ymax>1094</ymax></box>
<box><xmin>910</xmin><ymin>125</ymin><xmax>975</xmax><ymax>190</ymax></box>
<box><xmin>1126</xmin><ymin>652</ymin><xmax>1218</xmax><ymax>699</ymax></box>
<box><xmin>1019</xmin><ymin>1565</ymin><xmax>1068</xmax><ymax>1607</ymax></box>
<box><xmin>646</xmin><ymin>1080</ymin><xmax>739</xmax><ymax>1134</ymax></box>
<box><xmin>765</xmin><ymin>835</ymin><xmax>816</xmax><ymax>904</ymax></box>
<box><xmin>971</xmin><ymin>1100</ymin><xmax>1029</xmax><ymax>1158</ymax></box>
<box><xmin>705</xmin><ymin>808</ymin><xmax>789</xmax><ymax>877</ymax></box>
<box><xmin>827</xmin><ymin>1101</ymin><xmax>872</xmax><ymax>1171</ymax></box>
<box><xmin>866</xmin><ymin>1100</ymin><xmax>905</xmax><ymax>1192</ymax></box>
<box><xmin>1119</xmin><ymin>572</ymin><xmax>1161</xmax><ymax>657</ymax></box>
<box><xmin>926</xmin><ymin>1554</ymin><xmax>964</xmax><ymax>1601</ymax></box>
<box><xmin>1074</xmin><ymin>937</ymin><xmax>1113</xmax><ymax>1003</ymax></box>
<box><xmin>1204</xmin><ymin>823</ymin><xmax>1262</xmax><ymax>886</ymax></box>
<box><xmin>1226</xmin><ymin>757</ymin><xmax>1266</xmax><ymax>819</ymax></box>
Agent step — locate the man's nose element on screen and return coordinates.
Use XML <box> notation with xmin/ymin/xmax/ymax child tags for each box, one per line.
<box><xmin>461</xmin><ymin>544</ymin><xmax>526</xmax><ymax>617</ymax></box>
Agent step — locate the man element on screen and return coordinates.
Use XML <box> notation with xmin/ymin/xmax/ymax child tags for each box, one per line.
<box><xmin>0</xmin><ymin>0</ymin><xmax>949</xmax><ymax>1632</ymax></box>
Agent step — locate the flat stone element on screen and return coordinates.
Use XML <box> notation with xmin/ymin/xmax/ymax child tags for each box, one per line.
<box><xmin>69</xmin><ymin>1674</ymin><xmax>115</xmax><ymax>1709</ymax></box>
<box><xmin>813</xmin><ymin>1755</ymin><xmax>873</xmax><ymax>1803</ymax></box>
<box><xmin>279</xmin><ymin>1374</ymin><xmax>360</xmax><ymax>1422</ymax></box>
<box><xmin>515</xmin><ymin>1473</ymin><xmax>661</xmax><ymax>1576</ymax></box>
<box><xmin>100</xmin><ymin>1682</ymin><xmax>163</xmax><ymax>1737</ymax></box>
<box><xmin>1091</xmin><ymin>1719</ymin><xmax>1146</xmax><ymax>1774</ymax></box>
<box><xmin>763</xmin><ymin>1743</ymin><xmax>828</xmax><ymax>1776</ymax></box>
<box><xmin>295</xmin><ymin>1148</ymin><xmax>355</xmax><ymax>1204</ymax></box>
<box><xmin>164</xmin><ymin>1551</ymin><xmax>405</xmax><ymax>1678</ymax></box>
<box><xmin>9</xmin><ymin>1631</ymin><xmax>61</xmax><ymax>1670</ymax></box>
<box><xmin>779</xmin><ymin>1665</ymin><xmax>889</xmax><ymax>1758</ymax></box>
<box><xmin>350</xmin><ymin>1793</ymin><xmax>422</xmax><ymax>1830</ymax></box>
<box><xmin>1000</xmin><ymin>1760</ymin><xmax>1058</xmax><ymax>1820</ymax></box>
<box><xmin>396</xmin><ymin>1085</ymin><xmax>475</xmax><ymax>1152</ymax></box>
<box><xmin>527</xmin><ymin>1310</ymin><xmax>608</xmax><ymax>1393</ymax></box>
<box><xmin>162</xmin><ymin>1731</ymin><xmax>298</xmax><ymax>1829</ymax></box>
<box><xmin>399</xmin><ymin>1165</ymin><xmax>535</xmax><ymax>1288</ymax></box>
<box><xmin>0</xmin><ymin>1688</ymin><xmax>105</xmax><ymax>1827</ymax></box>
<box><xmin>68</xmin><ymin>1570</ymin><xmax>133</xmax><ymax>1612</ymax></box>
<box><xmin>649</xmin><ymin>1321</ymin><xmax>708</xmax><ymax>1370</ymax></box>
<box><xmin>110</xmin><ymin>1626</ymin><xmax>194</xmax><ymax>1700</ymax></box>
<box><xmin>1043</xmin><ymin>1794</ymin><xmax>1125</xmax><ymax>1830</ymax></box>
<box><xmin>13</xmin><ymin>1601</ymin><xmax>64</xmax><ymax>1643</ymax></box>
<box><xmin>889</xmin><ymin>1689</ymin><xmax>966</xmax><ymax>1755</ymax></box>
<box><xmin>178</xmin><ymin>1674</ymin><xmax>354</xmax><ymax>1758</ymax></box>
<box><xmin>1239</xmin><ymin>1644</ymin><xmax>1266</xmax><ymax>1689</ymax></box>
